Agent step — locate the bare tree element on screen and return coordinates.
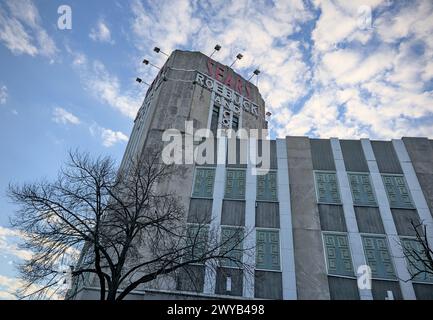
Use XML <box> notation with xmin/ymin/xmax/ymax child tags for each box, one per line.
<box><xmin>7</xmin><ymin>150</ymin><xmax>254</xmax><ymax>300</ymax></box>
<box><xmin>401</xmin><ymin>220</ymin><xmax>433</xmax><ymax>282</ymax></box>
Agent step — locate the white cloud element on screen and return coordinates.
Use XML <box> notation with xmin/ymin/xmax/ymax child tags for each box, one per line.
<box><xmin>0</xmin><ymin>85</ymin><xmax>7</xmax><ymax>104</ymax></box>
<box><xmin>0</xmin><ymin>275</ymin><xmax>62</xmax><ymax>300</ymax></box>
<box><xmin>89</xmin><ymin>20</ymin><xmax>114</xmax><ymax>44</ymax></box>
<box><xmin>130</xmin><ymin>0</ymin><xmax>313</xmax><ymax>116</ymax></box>
<box><xmin>52</xmin><ymin>107</ymin><xmax>81</xmax><ymax>125</ymax></box>
<box><xmin>0</xmin><ymin>226</ymin><xmax>32</xmax><ymax>261</ymax></box>
<box><xmin>90</xmin><ymin>124</ymin><xmax>128</xmax><ymax>147</ymax></box>
<box><xmin>269</xmin><ymin>0</ymin><xmax>433</xmax><ymax>139</ymax></box>
<box><xmin>0</xmin><ymin>0</ymin><xmax>57</xmax><ymax>58</ymax></box>
<box><xmin>70</xmin><ymin>50</ymin><xmax>142</xmax><ymax>118</ymax></box>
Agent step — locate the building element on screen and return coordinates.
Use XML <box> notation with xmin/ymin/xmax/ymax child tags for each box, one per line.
<box><xmin>76</xmin><ymin>50</ymin><xmax>433</xmax><ymax>300</ymax></box>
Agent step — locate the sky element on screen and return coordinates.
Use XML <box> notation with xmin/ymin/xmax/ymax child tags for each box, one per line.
<box><xmin>1</xmin><ymin>0</ymin><xmax>433</xmax><ymax>299</ymax></box>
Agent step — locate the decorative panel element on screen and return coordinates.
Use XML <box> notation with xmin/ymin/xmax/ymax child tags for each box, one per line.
<box><xmin>185</xmin><ymin>224</ymin><xmax>209</xmax><ymax>262</ymax></box>
<box><xmin>192</xmin><ymin>168</ymin><xmax>215</xmax><ymax>198</ymax></box>
<box><xmin>323</xmin><ymin>233</ymin><xmax>354</xmax><ymax>276</ymax></box>
<box><xmin>348</xmin><ymin>173</ymin><xmax>377</xmax><ymax>206</ymax></box>
<box><xmin>362</xmin><ymin>236</ymin><xmax>396</xmax><ymax>279</ymax></box>
<box><xmin>382</xmin><ymin>175</ymin><xmax>414</xmax><ymax>209</ymax></box>
<box><xmin>225</xmin><ymin>169</ymin><xmax>246</xmax><ymax>200</ymax></box>
<box><xmin>401</xmin><ymin>238</ymin><xmax>433</xmax><ymax>283</ymax></box>
<box><xmin>315</xmin><ymin>172</ymin><xmax>341</xmax><ymax>204</ymax></box>
<box><xmin>256</xmin><ymin>171</ymin><xmax>278</xmax><ymax>201</ymax></box>
<box><xmin>256</xmin><ymin>230</ymin><xmax>280</xmax><ymax>271</ymax></box>
<box><xmin>220</xmin><ymin>227</ymin><xmax>244</xmax><ymax>268</ymax></box>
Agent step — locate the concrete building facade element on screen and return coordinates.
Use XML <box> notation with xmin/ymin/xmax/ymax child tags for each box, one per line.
<box><xmin>76</xmin><ymin>50</ymin><xmax>433</xmax><ymax>300</ymax></box>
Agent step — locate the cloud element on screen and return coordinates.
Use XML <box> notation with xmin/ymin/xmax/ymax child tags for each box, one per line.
<box><xmin>90</xmin><ymin>124</ymin><xmax>129</xmax><ymax>147</ymax></box>
<box><xmin>52</xmin><ymin>107</ymin><xmax>81</xmax><ymax>125</ymax></box>
<box><xmin>68</xmin><ymin>48</ymin><xmax>142</xmax><ymax>118</ymax></box>
<box><xmin>0</xmin><ymin>275</ymin><xmax>62</xmax><ymax>300</ymax></box>
<box><xmin>0</xmin><ymin>85</ymin><xmax>7</xmax><ymax>104</ymax></box>
<box><xmin>0</xmin><ymin>226</ymin><xmax>32</xmax><ymax>261</ymax></box>
<box><xmin>89</xmin><ymin>20</ymin><xmax>114</xmax><ymax>44</ymax></box>
<box><xmin>127</xmin><ymin>0</ymin><xmax>433</xmax><ymax>140</ymax></box>
<box><xmin>0</xmin><ymin>0</ymin><xmax>57</xmax><ymax>58</ymax></box>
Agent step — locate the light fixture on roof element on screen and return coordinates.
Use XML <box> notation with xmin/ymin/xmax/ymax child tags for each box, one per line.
<box><xmin>153</xmin><ymin>47</ymin><xmax>169</xmax><ymax>57</ymax></box>
<box><xmin>209</xmin><ymin>44</ymin><xmax>221</xmax><ymax>58</ymax></box>
<box><xmin>248</xmin><ymin>69</ymin><xmax>261</xmax><ymax>81</ymax></box>
<box><xmin>142</xmin><ymin>58</ymin><xmax>161</xmax><ymax>69</ymax></box>
<box><xmin>136</xmin><ymin>77</ymin><xmax>150</xmax><ymax>86</ymax></box>
<box><xmin>229</xmin><ymin>53</ymin><xmax>243</xmax><ymax>67</ymax></box>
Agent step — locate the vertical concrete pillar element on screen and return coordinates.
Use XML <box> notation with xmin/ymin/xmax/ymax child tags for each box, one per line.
<box><xmin>361</xmin><ymin>139</ymin><xmax>416</xmax><ymax>300</ymax></box>
<box><xmin>392</xmin><ymin>139</ymin><xmax>433</xmax><ymax>246</ymax></box>
<box><xmin>286</xmin><ymin>136</ymin><xmax>330</xmax><ymax>299</ymax></box>
<box><xmin>203</xmin><ymin>137</ymin><xmax>227</xmax><ymax>294</ymax></box>
<box><xmin>242</xmin><ymin>137</ymin><xmax>257</xmax><ymax>298</ymax></box>
<box><xmin>276</xmin><ymin>139</ymin><xmax>297</xmax><ymax>299</ymax></box>
<box><xmin>330</xmin><ymin>138</ymin><xmax>373</xmax><ymax>300</ymax></box>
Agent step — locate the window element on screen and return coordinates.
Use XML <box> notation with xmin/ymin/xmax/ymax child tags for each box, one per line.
<box><xmin>225</xmin><ymin>169</ymin><xmax>246</xmax><ymax>200</ymax></box>
<box><xmin>220</xmin><ymin>227</ymin><xmax>244</xmax><ymax>268</ymax></box>
<box><xmin>232</xmin><ymin>115</ymin><xmax>239</xmax><ymax>131</ymax></box>
<box><xmin>348</xmin><ymin>173</ymin><xmax>377</xmax><ymax>206</ymax></box>
<box><xmin>185</xmin><ymin>224</ymin><xmax>209</xmax><ymax>262</ymax></box>
<box><xmin>382</xmin><ymin>175</ymin><xmax>414</xmax><ymax>209</ymax></box>
<box><xmin>315</xmin><ymin>172</ymin><xmax>341</xmax><ymax>204</ymax></box>
<box><xmin>256</xmin><ymin>229</ymin><xmax>280</xmax><ymax>271</ymax></box>
<box><xmin>401</xmin><ymin>238</ymin><xmax>433</xmax><ymax>283</ymax></box>
<box><xmin>323</xmin><ymin>233</ymin><xmax>354</xmax><ymax>277</ymax></box>
<box><xmin>210</xmin><ymin>105</ymin><xmax>220</xmax><ymax>136</ymax></box>
<box><xmin>256</xmin><ymin>171</ymin><xmax>278</xmax><ymax>202</ymax></box>
<box><xmin>192</xmin><ymin>168</ymin><xmax>215</xmax><ymax>198</ymax></box>
<box><xmin>362</xmin><ymin>236</ymin><xmax>396</xmax><ymax>279</ymax></box>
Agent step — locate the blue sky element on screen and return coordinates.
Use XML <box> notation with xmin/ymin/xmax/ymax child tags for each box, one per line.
<box><xmin>1</xmin><ymin>0</ymin><xmax>433</xmax><ymax>299</ymax></box>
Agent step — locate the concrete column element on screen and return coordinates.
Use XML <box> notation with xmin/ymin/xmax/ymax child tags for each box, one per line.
<box><xmin>330</xmin><ymin>138</ymin><xmax>373</xmax><ymax>300</ymax></box>
<box><xmin>242</xmin><ymin>137</ymin><xmax>257</xmax><ymax>298</ymax></box>
<box><xmin>286</xmin><ymin>136</ymin><xmax>330</xmax><ymax>299</ymax></box>
<box><xmin>361</xmin><ymin>139</ymin><xmax>416</xmax><ymax>300</ymax></box>
<box><xmin>392</xmin><ymin>139</ymin><xmax>433</xmax><ymax>246</ymax></box>
<box><xmin>203</xmin><ymin>137</ymin><xmax>227</xmax><ymax>294</ymax></box>
<box><xmin>276</xmin><ymin>139</ymin><xmax>297</xmax><ymax>299</ymax></box>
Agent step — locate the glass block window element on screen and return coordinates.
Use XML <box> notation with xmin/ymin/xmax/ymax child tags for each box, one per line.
<box><xmin>348</xmin><ymin>173</ymin><xmax>377</xmax><ymax>206</ymax></box>
<box><xmin>220</xmin><ymin>227</ymin><xmax>244</xmax><ymax>268</ymax></box>
<box><xmin>256</xmin><ymin>230</ymin><xmax>280</xmax><ymax>271</ymax></box>
<box><xmin>225</xmin><ymin>169</ymin><xmax>246</xmax><ymax>199</ymax></box>
<box><xmin>185</xmin><ymin>224</ymin><xmax>209</xmax><ymax>262</ymax></box>
<box><xmin>323</xmin><ymin>233</ymin><xmax>354</xmax><ymax>277</ymax></box>
<box><xmin>362</xmin><ymin>236</ymin><xmax>396</xmax><ymax>279</ymax></box>
<box><xmin>401</xmin><ymin>238</ymin><xmax>433</xmax><ymax>283</ymax></box>
<box><xmin>315</xmin><ymin>172</ymin><xmax>341</xmax><ymax>204</ymax></box>
<box><xmin>232</xmin><ymin>115</ymin><xmax>239</xmax><ymax>131</ymax></box>
<box><xmin>192</xmin><ymin>168</ymin><xmax>215</xmax><ymax>198</ymax></box>
<box><xmin>256</xmin><ymin>171</ymin><xmax>278</xmax><ymax>202</ymax></box>
<box><xmin>382</xmin><ymin>175</ymin><xmax>414</xmax><ymax>209</ymax></box>
<box><xmin>210</xmin><ymin>105</ymin><xmax>220</xmax><ymax>136</ymax></box>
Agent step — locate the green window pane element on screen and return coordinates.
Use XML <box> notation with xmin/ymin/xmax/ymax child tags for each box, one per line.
<box><xmin>315</xmin><ymin>172</ymin><xmax>341</xmax><ymax>204</ymax></box>
<box><xmin>382</xmin><ymin>175</ymin><xmax>414</xmax><ymax>209</ymax></box>
<box><xmin>192</xmin><ymin>168</ymin><xmax>215</xmax><ymax>198</ymax></box>
<box><xmin>401</xmin><ymin>238</ymin><xmax>433</xmax><ymax>283</ymax></box>
<box><xmin>348</xmin><ymin>173</ymin><xmax>377</xmax><ymax>206</ymax></box>
<box><xmin>256</xmin><ymin>172</ymin><xmax>278</xmax><ymax>201</ymax></box>
<box><xmin>256</xmin><ymin>230</ymin><xmax>280</xmax><ymax>270</ymax></box>
<box><xmin>324</xmin><ymin>233</ymin><xmax>354</xmax><ymax>277</ymax></box>
<box><xmin>225</xmin><ymin>169</ymin><xmax>246</xmax><ymax>199</ymax></box>
<box><xmin>362</xmin><ymin>236</ymin><xmax>396</xmax><ymax>279</ymax></box>
<box><xmin>185</xmin><ymin>224</ymin><xmax>209</xmax><ymax>262</ymax></box>
<box><xmin>220</xmin><ymin>227</ymin><xmax>244</xmax><ymax>267</ymax></box>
